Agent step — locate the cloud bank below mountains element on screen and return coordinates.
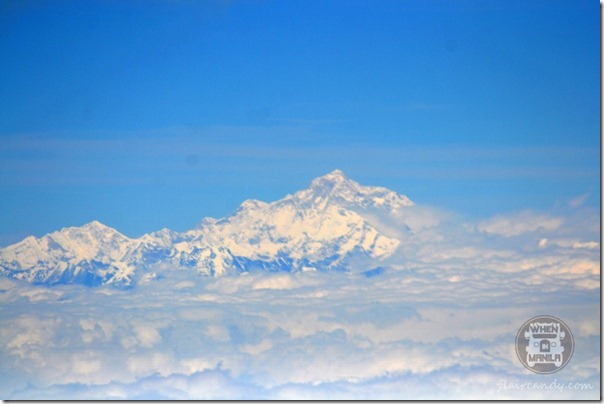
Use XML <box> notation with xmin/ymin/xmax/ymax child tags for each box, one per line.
<box><xmin>0</xmin><ymin>203</ymin><xmax>599</xmax><ymax>399</ymax></box>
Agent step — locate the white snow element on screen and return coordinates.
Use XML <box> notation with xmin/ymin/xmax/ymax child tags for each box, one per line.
<box><xmin>0</xmin><ymin>170</ymin><xmax>413</xmax><ymax>284</ymax></box>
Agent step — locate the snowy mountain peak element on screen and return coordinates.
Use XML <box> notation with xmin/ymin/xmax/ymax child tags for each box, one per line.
<box><xmin>57</xmin><ymin>221</ymin><xmax>129</xmax><ymax>245</ymax></box>
<box><xmin>312</xmin><ymin>168</ymin><xmax>348</xmax><ymax>183</ymax></box>
<box><xmin>0</xmin><ymin>171</ymin><xmax>415</xmax><ymax>286</ymax></box>
<box><xmin>81</xmin><ymin>220</ymin><xmax>119</xmax><ymax>232</ymax></box>
<box><xmin>308</xmin><ymin>169</ymin><xmax>351</xmax><ymax>192</ymax></box>
<box><xmin>83</xmin><ymin>220</ymin><xmax>106</xmax><ymax>228</ymax></box>
<box><xmin>237</xmin><ymin>199</ymin><xmax>269</xmax><ymax>212</ymax></box>
<box><xmin>300</xmin><ymin>170</ymin><xmax>414</xmax><ymax>212</ymax></box>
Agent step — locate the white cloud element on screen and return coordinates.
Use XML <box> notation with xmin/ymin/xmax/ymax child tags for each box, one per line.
<box><xmin>133</xmin><ymin>324</ymin><xmax>162</xmax><ymax>348</ymax></box>
<box><xmin>571</xmin><ymin>241</ymin><xmax>599</xmax><ymax>249</ymax></box>
<box><xmin>127</xmin><ymin>353</ymin><xmax>172</xmax><ymax>376</ymax></box>
<box><xmin>0</xmin><ymin>205</ymin><xmax>599</xmax><ymax>399</ymax></box>
<box><xmin>569</xmin><ymin>193</ymin><xmax>590</xmax><ymax>208</ymax></box>
<box><xmin>72</xmin><ymin>354</ymin><xmax>102</xmax><ymax>375</ymax></box>
<box><xmin>252</xmin><ymin>275</ymin><xmax>295</xmax><ymax>290</ymax></box>
<box><xmin>477</xmin><ymin>210</ymin><xmax>563</xmax><ymax>237</ymax></box>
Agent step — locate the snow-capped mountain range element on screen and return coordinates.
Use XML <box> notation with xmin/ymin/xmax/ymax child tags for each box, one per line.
<box><xmin>0</xmin><ymin>170</ymin><xmax>414</xmax><ymax>287</ymax></box>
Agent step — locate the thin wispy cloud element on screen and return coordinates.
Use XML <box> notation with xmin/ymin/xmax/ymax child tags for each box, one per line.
<box><xmin>568</xmin><ymin>193</ymin><xmax>591</xmax><ymax>209</ymax></box>
<box><xmin>0</xmin><ymin>129</ymin><xmax>598</xmax><ymax>185</ymax></box>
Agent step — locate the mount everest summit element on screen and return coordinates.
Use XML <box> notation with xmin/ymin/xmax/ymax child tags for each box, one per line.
<box><xmin>0</xmin><ymin>170</ymin><xmax>415</xmax><ymax>287</ymax></box>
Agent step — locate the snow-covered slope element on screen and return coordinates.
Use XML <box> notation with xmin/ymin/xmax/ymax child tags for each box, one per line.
<box><xmin>0</xmin><ymin>221</ymin><xmax>137</xmax><ymax>286</ymax></box>
<box><xmin>0</xmin><ymin>170</ymin><xmax>414</xmax><ymax>286</ymax></box>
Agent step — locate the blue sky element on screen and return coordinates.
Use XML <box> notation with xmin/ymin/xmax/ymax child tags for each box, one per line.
<box><xmin>0</xmin><ymin>0</ymin><xmax>599</xmax><ymax>244</ymax></box>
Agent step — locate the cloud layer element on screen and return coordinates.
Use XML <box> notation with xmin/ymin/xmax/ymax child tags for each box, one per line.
<box><xmin>0</xmin><ymin>205</ymin><xmax>599</xmax><ymax>399</ymax></box>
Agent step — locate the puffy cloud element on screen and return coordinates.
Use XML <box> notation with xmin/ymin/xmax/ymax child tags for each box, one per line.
<box><xmin>252</xmin><ymin>275</ymin><xmax>295</xmax><ymax>290</ymax></box>
<box><xmin>132</xmin><ymin>324</ymin><xmax>162</xmax><ymax>348</ymax></box>
<box><xmin>72</xmin><ymin>353</ymin><xmax>102</xmax><ymax>375</ymax></box>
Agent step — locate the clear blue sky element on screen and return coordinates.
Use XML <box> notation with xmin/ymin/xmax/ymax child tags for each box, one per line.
<box><xmin>0</xmin><ymin>0</ymin><xmax>599</xmax><ymax>245</ymax></box>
